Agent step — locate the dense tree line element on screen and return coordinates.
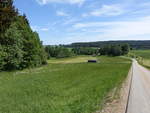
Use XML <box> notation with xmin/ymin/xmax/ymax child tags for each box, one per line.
<box><xmin>99</xmin><ymin>44</ymin><xmax>130</xmax><ymax>56</ymax></box>
<box><xmin>66</xmin><ymin>40</ymin><xmax>150</xmax><ymax>50</ymax></box>
<box><xmin>45</xmin><ymin>44</ymin><xmax>130</xmax><ymax>58</ymax></box>
<box><xmin>45</xmin><ymin>46</ymin><xmax>98</xmax><ymax>58</ymax></box>
<box><xmin>72</xmin><ymin>47</ymin><xmax>98</xmax><ymax>55</ymax></box>
<box><xmin>0</xmin><ymin>0</ymin><xmax>47</xmax><ymax>71</ymax></box>
<box><xmin>45</xmin><ymin>46</ymin><xmax>74</xmax><ymax>59</ymax></box>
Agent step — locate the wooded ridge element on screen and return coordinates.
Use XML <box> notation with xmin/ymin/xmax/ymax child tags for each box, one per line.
<box><xmin>66</xmin><ymin>40</ymin><xmax>150</xmax><ymax>49</ymax></box>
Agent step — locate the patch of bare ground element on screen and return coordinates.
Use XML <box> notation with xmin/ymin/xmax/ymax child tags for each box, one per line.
<box><xmin>95</xmin><ymin>66</ymin><xmax>132</xmax><ymax>113</ymax></box>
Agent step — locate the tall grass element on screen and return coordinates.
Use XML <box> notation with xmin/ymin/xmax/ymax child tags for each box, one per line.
<box><xmin>0</xmin><ymin>56</ymin><xmax>131</xmax><ymax>113</ymax></box>
<box><xmin>131</xmin><ymin>50</ymin><xmax>150</xmax><ymax>68</ymax></box>
<box><xmin>131</xmin><ymin>50</ymin><xmax>150</xmax><ymax>59</ymax></box>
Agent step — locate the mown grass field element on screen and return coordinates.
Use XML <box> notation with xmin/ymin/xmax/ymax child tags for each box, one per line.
<box><xmin>48</xmin><ymin>56</ymin><xmax>97</xmax><ymax>64</ymax></box>
<box><xmin>0</xmin><ymin>56</ymin><xmax>131</xmax><ymax>113</ymax></box>
<box><xmin>131</xmin><ymin>50</ymin><xmax>150</xmax><ymax>68</ymax></box>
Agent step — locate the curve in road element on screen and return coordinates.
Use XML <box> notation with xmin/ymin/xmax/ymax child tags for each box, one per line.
<box><xmin>127</xmin><ymin>59</ymin><xmax>150</xmax><ymax>113</ymax></box>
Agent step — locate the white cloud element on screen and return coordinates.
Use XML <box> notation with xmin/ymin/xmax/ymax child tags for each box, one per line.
<box><xmin>82</xmin><ymin>13</ymin><xmax>88</xmax><ymax>17</ymax></box>
<box><xmin>106</xmin><ymin>16</ymin><xmax>150</xmax><ymax>37</ymax></box>
<box><xmin>63</xmin><ymin>17</ymin><xmax>81</xmax><ymax>25</ymax></box>
<box><xmin>83</xmin><ymin>4</ymin><xmax>124</xmax><ymax>17</ymax></box>
<box><xmin>72</xmin><ymin>16</ymin><xmax>150</xmax><ymax>41</ymax></box>
<box><xmin>129</xmin><ymin>2</ymin><xmax>150</xmax><ymax>15</ymax></box>
<box><xmin>31</xmin><ymin>26</ymin><xmax>39</xmax><ymax>31</ymax></box>
<box><xmin>73</xmin><ymin>22</ymin><xmax>118</xmax><ymax>29</ymax></box>
<box><xmin>43</xmin><ymin>16</ymin><xmax>150</xmax><ymax>44</ymax></box>
<box><xmin>41</xmin><ymin>28</ymin><xmax>49</xmax><ymax>31</ymax></box>
<box><xmin>34</xmin><ymin>0</ymin><xmax>150</xmax><ymax>44</ymax></box>
<box><xmin>56</xmin><ymin>10</ymin><xmax>69</xmax><ymax>16</ymax></box>
<box><xmin>31</xmin><ymin>26</ymin><xmax>49</xmax><ymax>31</ymax></box>
<box><xmin>140</xmin><ymin>2</ymin><xmax>150</xmax><ymax>7</ymax></box>
<box><xmin>36</xmin><ymin>0</ymin><xmax>85</xmax><ymax>5</ymax></box>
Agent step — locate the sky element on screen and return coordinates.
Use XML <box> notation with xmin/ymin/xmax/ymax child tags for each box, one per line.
<box><xmin>14</xmin><ymin>0</ymin><xmax>150</xmax><ymax>45</ymax></box>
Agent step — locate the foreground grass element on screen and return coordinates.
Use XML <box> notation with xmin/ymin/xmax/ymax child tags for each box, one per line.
<box><xmin>131</xmin><ymin>50</ymin><xmax>150</xmax><ymax>68</ymax></box>
<box><xmin>0</xmin><ymin>56</ymin><xmax>131</xmax><ymax>113</ymax></box>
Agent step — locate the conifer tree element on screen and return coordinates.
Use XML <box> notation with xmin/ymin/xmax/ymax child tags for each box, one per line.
<box><xmin>0</xmin><ymin>0</ymin><xmax>47</xmax><ymax>71</ymax></box>
<box><xmin>0</xmin><ymin>0</ymin><xmax>18</xmax><ymax>44</ymax></box>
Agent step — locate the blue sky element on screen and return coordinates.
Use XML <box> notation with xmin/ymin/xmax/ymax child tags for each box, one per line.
<box><xmin>14</xmin><ymin>0</ymin><xmax>150</xmax><ymax>45</ymax></box>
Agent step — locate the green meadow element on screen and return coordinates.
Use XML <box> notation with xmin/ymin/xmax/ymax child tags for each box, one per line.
<box><xmin>0</xmin><ymin>56</ymin><xmax>131</xmax><ymax>113</ymax></box>
<box><xmin>131</xmin><ymin>50</ymin><xmax>150</xmax><ymax>59</ymax></box>
<box><xmin>131</xmin><ymin>50</ymin><xmax>150</xmax><ymax>68</ymax></box>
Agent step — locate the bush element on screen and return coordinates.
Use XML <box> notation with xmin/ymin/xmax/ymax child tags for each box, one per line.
<box><xmin>72</xmin><ymin>47</ymin><xmax>98</xmax><ymax>55</ymax></box>
<box><xmin>99</xmin><ymin>44</ymin><xmax>130</xmax><ymax>56</ymax></box>
<box><xmin>45</xmin><ymin>46</ymin><xmax>74</xmax><ymax>59</ymax></box>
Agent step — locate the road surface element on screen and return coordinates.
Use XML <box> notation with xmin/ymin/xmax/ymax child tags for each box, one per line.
<box><xmin>127</xmin><ymin>59</ymin><xmax>150</xmax><ymax>113</ymax></box>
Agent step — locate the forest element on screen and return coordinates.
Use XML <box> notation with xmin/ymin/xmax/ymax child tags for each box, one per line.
<box><xmin>0</xmin><ymin>0</ymin><xmax>47</xmax><ymax>71</ymax></box>
<box><xmin>66</xmin><ymin>40</ymin><xmax>150</xmax><ymax>50</ymax></box>
<box><xmin>45</xmin><ymin>43</ymin><xmax>130</xmax><ymax>58</ymax></box>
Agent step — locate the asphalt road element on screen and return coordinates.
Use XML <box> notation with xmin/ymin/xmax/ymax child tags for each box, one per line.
<box><xmin>127</xmin><ymin>60</ymin><xmax>150</xmax><ymax>113</ymax></box>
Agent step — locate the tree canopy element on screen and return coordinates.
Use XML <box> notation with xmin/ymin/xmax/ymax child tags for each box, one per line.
<box><xmin>45</xmin><ymin>46</ymin><xmax>74</xmax><ymax>59</ymax></box>
<box><xmin>99</xmin><ymin>44</ymin><xmax>130</xmax><ymax>56</ymax></box>
<box><xmin>0</xmin><ymin>0</ymin><xmax>47</xmax><ymax>71</ymax></box>
<box><xmin>66</xmin><ymin>40</ymin><xmax>150</xmax><ymax>50</ymax></box>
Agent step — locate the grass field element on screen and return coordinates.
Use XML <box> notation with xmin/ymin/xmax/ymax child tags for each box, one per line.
<box><xmin>0</xmin><ymin>56</ymin><xmax>131</xmax><ymax>113</ymax></box>
<box><xmin>131</xmin><ymin>50</ymin><xmax>150</xmax><ymax>68</ymax></box>
<box><xmin>48</xmin><ymin>56</ymin><xmax>97</xmax><ymax>64</ymax></box>
<box><xmin>131</xmin><ymin>50</ymin><xmax>150</xmax><ymax>59</ymax></box>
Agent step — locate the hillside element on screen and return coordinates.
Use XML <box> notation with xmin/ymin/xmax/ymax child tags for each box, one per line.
<box><xmin>66</xmin><ymin>40</ymin><xmax>150</xmax><ymax>49</ymax></box>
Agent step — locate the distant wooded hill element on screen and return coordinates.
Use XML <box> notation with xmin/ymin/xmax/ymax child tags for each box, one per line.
<box><xmin>65</xmin><ymin>40</ymin><xmax>150</xmax><ymax>49</ymax></box>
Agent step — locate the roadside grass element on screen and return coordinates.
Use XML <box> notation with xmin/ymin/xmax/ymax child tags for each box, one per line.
<box><xmin>131</xmin><ymin>50</ymin><xmax>150</xmax><ymax>68</ymax></box>
<box><xmin>98</xmin><ymin>56</ymin><xmax>131</xmax><ymax>63</ymax></box>
<box><xmin>0</xmin><ymin>56</ymin><xmax>131</xmax><ymax>113</ymax></box>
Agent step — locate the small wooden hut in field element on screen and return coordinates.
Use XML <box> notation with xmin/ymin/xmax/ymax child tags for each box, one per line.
<box><xmin>88</xmin><ymin>60</ymin><xmax>97</xmax><ymax>63</ymax></box>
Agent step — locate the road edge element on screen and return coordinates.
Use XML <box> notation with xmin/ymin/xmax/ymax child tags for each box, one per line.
<box><xmin>96</xmin><ymin>64</ymin><xmax>133</xmax><ymax>113</ymax></box>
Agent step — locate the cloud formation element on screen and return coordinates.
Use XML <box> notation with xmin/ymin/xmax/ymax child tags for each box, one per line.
<box><xmin>82</xmin><ymin>4</ymin><xmax>124</xmax><ymax>17</ymax></box>
<box><xmin>71</xmin><ymin>16</ymin><xmax>150</xmax><ymax>42</ymax></box>
<box><xmin>31</xmin><ymin>26</ymin><xmax>49</xmax><ymax>32</ymax></box>
<box><xmin>56</xmin><ymin>10</ymin><xmax>69</xmax><ymax>16</ymax></box>
<box><xmin>36</xmin><ymin>0</ymin><xmax>85</xmax><ymax>5</ymax></box>
<box><xmin>31</xmin><ymin>0</ymin><xmax>150</xmax><ymax>44</ymax></box>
